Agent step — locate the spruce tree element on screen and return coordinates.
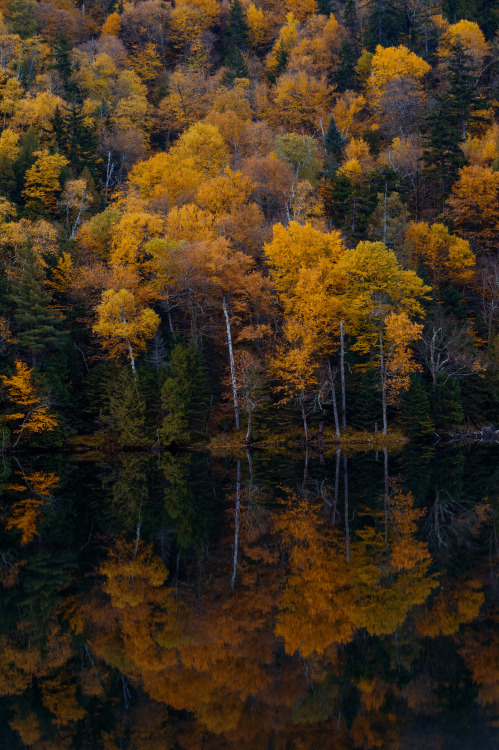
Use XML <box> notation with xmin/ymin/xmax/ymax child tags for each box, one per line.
<box><xmin>446</xmin><ymin>40</ymin><xmax>486</xmax><ymax>140</ymax></box>
<box><xmin>332</xmin><ymin>39</ymin><xmax>357</xmax><ymax>92</ymax></box>
<box><xmin>225</xmin><ymin>0</ymin><xmax>247</xmax><ymax>52</ymax></box>
<box><xmin>401</xmin><ymin>375</ymin><xmax>434</xmax><ymax>438</ymax></box>
<box><xmin>323</xmin><ymin>114</ymin><xmax>345</xmax><ymax>173</ymax></box>
<box><xmin>50</xmin><ymin>34</ymin><xmax>74</xmax><ymax>96</ymax></box>
<box><xmin>50</xmin><ymin>101</ymin><xmax>99</xmax><ymax>177</ymax></box>
<box><xmin>10</xmin><ymin>245</ymin><xmax>64</xmax><ymax>365</ymax></box>
<box><xmin>160</xmin><ymin>341</ymin><xmax>209</xmax><ymax>446</ymax></box>
<box><xmin>432</xmin><ymin>373</ymin><xmax>465</xmax><ymax>430</ymax></box>
<box><xmin>422</xmin><ymin>92</ymin><xmax>466</xmax><ymax>200</ymax></box>
<box><xmin>104</xmin><ymin>368</ymin><xmax>147</xmax><ymax>447</ymax></box>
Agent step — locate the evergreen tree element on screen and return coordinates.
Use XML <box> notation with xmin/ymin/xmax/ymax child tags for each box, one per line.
<box><xmin>446</xmin><ymin>40</ymin><xmax>486</xmax><ymax>141</ymax></box>
<box><xmin>431</xmin><ymin>373</ymin><xmax>465</xmax><ymax>430</ymax></box>
<box><xmin>50</xmin><ymin>34</ymin><xmax>74</xmax><ymax>96</ymax></box>
<box><xmin>401</xmin><ymin>374</ymin><xmax>434</xmax><ymax>438</ymax></box>
<box><xmin>422</xmin><ymin>92</ymin><xmax>466</xmax><ymax>200</ymax></box>
<box><xmin>10</xmin><ymin>244</ymin><xmax>64</xmax><ymax>365</ymax></box>
<box><xmin>267</xmin><ymin>41</ymin><xmax>288</xmax><ymax>84</ymax></box>
<box><xmin>350</xmin><ymin>366</ymin><xmax>383</xmax><ymax>431</ymax></box>
<box><xmin>222</xmin><ymin>46</ymin><xmax>249</xmax><ymax>85</ymax></box>
<box><xmin>104</xmin><ymin>368</ymin><xmax>147</xmax><ymax>447</ymax></box>
<box><xmin>364</xmin><ymin>0</ymin><xmax>404</xmax><ymax>50</ymax></box>
<box><xmin>50</xmin><ymin>102</ymin><xmax>99</xmax><ymax>178</ymax></box>
<box><xmin>12</xmin><ymin>126</ymin><xmax>38</xmax><ymax>204</ymax></box>
<box><xmin>343</xmin><ymin>0</ymin><xmax>360</xmax><ymax>44</ymax></box>
<box><xmin>225</xmin><ymin>0</ymin><xmax>247</xmax><ymax>52</ymax></box>
<box><xmin>332</xmin><ymin>39</ymin><xmax>357</xmax><ymax>92</ymax></box>
<box><xmin>323</xmin><ymin>114</ymin><xmax>345</xmax><ymax>171</ymax></box>
<box><xmin>160</xmin><ymin>342</ymin><xmax>209</xmax><ymax>447</ymax></box>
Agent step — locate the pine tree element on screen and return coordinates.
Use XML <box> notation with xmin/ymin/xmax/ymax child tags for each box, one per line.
<box><xmin>225</xmin><ymin>0</ymin><xmax>248</xmax><ymax>52</ymax></box>
<box><xmin>12</xmin><ymin>126</ymin><xmax>38</xmax><ymax>204</ymax></box>
<box><xmin>50</xmin><ymin>34</ymin><xmax>74</xmax><ymax>96</ymax></box>
<box><xmin>50</xmin><ymin>101</ymin><xmax>99</xmax><ymax>177</ymax></box>
<box><xmin>343</xmin><ymin>0</ymin><xmax>360</xmax><ymax>44</ymax></box>
<box><xmin>332</xmin><ymin>39</ymin><xmax>357</xmax><ymax>92</ymax></box>
<box><xmin>104</xmin><ymin>368</ymin><xmax>147</xmax><ymax>447</ymax></box>
<box><xmin>422</xmin><ymin>92</ymin><xmax>466</xmax><ymax>200</ymax></box>
<box><xmin>10</xmin><ymin>245</ymin><xmax>64</xmax><ymax>365</ymax></box>
<box><xmin>431</xmin><ymin>373</ymin><xmax>465</xmax><ymax>430</ymax></box>
<box><xmin>401</xmin><ymin>374</ymin><xmax>434</xmax><ymax>438</ymax></box>
<box><xmin>323</xmin><ymin>114</ymin><xmax>345</xmax><ymax>173</ymax></box>
<box><xmin>446</xmin><ymin>40</ymin><xmax>486</xmax><ymax>140</ymax></box>
<box><xmin>160</xmin><ymin>342</ymin><xmax>209</xmax><ymax>446</ymax></box>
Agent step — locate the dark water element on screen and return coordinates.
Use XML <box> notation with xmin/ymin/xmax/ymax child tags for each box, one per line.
<box><xmin>0</xmin><ymin>443</ymin><xmax>498</xmax><ymax>749</ymax></box>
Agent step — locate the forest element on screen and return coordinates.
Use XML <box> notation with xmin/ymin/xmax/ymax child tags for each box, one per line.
<box><xmin>0</xmin><ymin>0</ymin><xmax>498</xmax><ymax>448</ymax></box>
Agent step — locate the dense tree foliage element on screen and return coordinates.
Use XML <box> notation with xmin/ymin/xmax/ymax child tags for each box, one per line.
<box><xmin>0</xmin><ymin>0</ymin><xmax>497</xmax><ymax>447</ymax></box>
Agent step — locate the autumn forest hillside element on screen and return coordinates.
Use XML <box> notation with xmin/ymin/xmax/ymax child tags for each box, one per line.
<box><xmin>0</xmin><ymin>0</ymin><xmax>498</xmax><ymax>448</ymax></box>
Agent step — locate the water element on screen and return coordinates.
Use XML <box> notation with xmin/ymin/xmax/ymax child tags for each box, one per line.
<box><xmin>0</xmin><ymin>444</ymin><xmax>498</xmax><ymax>749</ymax></box>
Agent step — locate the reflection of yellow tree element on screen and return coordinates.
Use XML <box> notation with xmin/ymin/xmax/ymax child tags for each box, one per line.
<box><xmin>350</xmin><ymin>486</ymin><xmax>437</xmax><ymax>636</ymax></box>
<box><xmin>275</xmin><ymin>498</ymin><xmax>356</xmax><ymax>658</ymax></box>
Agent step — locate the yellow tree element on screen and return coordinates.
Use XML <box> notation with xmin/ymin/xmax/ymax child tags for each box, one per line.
<box><xmin>264</xmin><ymin>221</ymin><xmax>346</xmax><ymax>438</ymax></box>
<box><xmin>336</xmin><ymin>241</ymin><xmax>431</xmax><ymax>433</ymax></box>
<box><xmin>93</xmin><ymin>288</ymin><xmax>160</xmax><ymax>379</ymax></box>
<box><xmin>0</xmin><ymin>360</ymin><xmax>58</xmax><ymax>447</ymax></box>
<box><xmin>367</xmin><ymin>44</ymin><xmax>430</xmax><ymax>111</ymax></box>
<box><xmin>22</xmin><ymin>151</ymin><xmax>69</xmax><ymax>214</ymax></box>
<box><xmin>404</xmin><ymin>221</ymin><xmax>476</xmax><ymax>289</ymax></box>
<box><xmin>445</xmin><ymin>165</ymin><xmax>499</xmax><ymax>253</ymax></box>
<box><xmin>378</xmin><ymin>312</ymin><xmax>423</xmax><ymax>435</ymax></box>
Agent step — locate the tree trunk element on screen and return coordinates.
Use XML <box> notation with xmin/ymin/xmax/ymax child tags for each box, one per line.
<box><xmin>328</xmin><ymin>360</ymin><xmax>340</xmax><ymax>438</ymax></box>
<box><xmin>246</xmin><ymin>406</ymin><xmax>252</xmax><ymax>443</ymax></box>
<box><xmin>340</xmin><ymin>321</ymin><xmax>347</xmax><ymax>429</ymax></box>
<box><xmin>223</xmin><ymin>295</ymin><xmax>240</xmax><ymax>429</ymax></box>
<box><xmin>300</xmin><ymin>398</ymin><xmax>309</xmax><ymax>442</ymax></box>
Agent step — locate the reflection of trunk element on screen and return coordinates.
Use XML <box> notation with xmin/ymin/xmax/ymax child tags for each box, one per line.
<box><xmin>300</xmin><ymin>398</ymin><xmax>310</xmax><ymax>442</ymax></box>
<box><xmin>340</xmin><ymin>321</ymin><xmax>347</xmax><ymax>429</ymax></box>
<box><xmin>223</xmin><ymin>295</ymin><xmax>240</xmax><ymax>429</ymax></box>
<box><xmin>328</xmin><ymin>360</ymin><xmax>340</xmax><ymax>438</ymax></box>
<box><xmin>344</xmin><ymin>454</ymin><xmax>350</xmax><ymax>563</ymax></box>
<box><xmin>231</xmin><ymin>460</ymin><xmax>241</xmax><ymax>593</ymax></box>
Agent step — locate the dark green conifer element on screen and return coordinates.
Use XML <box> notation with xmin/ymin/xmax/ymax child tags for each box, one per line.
<box><xmin>431</xmin><ymin>373</ymin><xmax>465</xmax><ymax>430</ymax></box>
<box><xmin>333</xmin><ymin>40</ymin><xmax>357</xmax><ymax>92</ymax></box>
<box><xmin>422</xmin><ymin>92</ymin><xmax>466</xmax><ymax>200</ymax></box>
<box><xmin>10</xmin><ymin>244</ymin><xmax>64</xmax><ymax>365</ymax></box>
<box><xmin>323</xmin><ymin>114</ymin><xmax>345</xmax><ymax>172</ymax></box>
<box><xmin>104</xmin><ymin>368</ymin><xmax>147</xmax><ymax>447</ymax></box>
<box><xmin>401</xmin><ymin>375</ymin><xmax>434</xmax><ymax>438</ymax></box>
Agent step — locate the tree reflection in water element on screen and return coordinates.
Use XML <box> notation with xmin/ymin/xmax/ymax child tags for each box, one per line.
<box><xmin>0</xmin><ymin>445</ymin><xmax>497</xmax><ymax>749</ymax></box>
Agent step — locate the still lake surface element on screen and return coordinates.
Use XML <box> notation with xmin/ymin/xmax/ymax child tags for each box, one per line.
<box><xmin>0</xmin><ymin>443</ymin><xmax>498</xmax><ymax>749</ymax></box>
